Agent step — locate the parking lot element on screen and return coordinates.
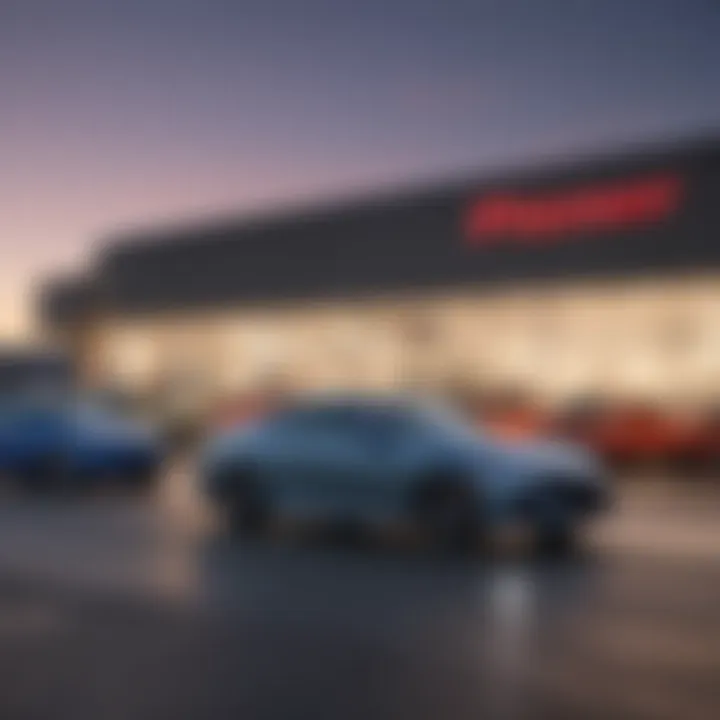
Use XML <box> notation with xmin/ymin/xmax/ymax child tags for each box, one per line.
<box><xmin>0</xmin><ymin>466</ymin><xmax>717</xmax><ymax>720</ymax></box>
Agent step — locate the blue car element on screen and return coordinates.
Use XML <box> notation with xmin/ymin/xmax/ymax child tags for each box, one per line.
<box><xmin>0</xmin><ymin>398</ymin><xmax>163</xmax><ymax>491</ymax></box>
<box><xmin>201</xmin><ymin>396</ymin><xmax>608</xmax><ymax>552</ymax></box>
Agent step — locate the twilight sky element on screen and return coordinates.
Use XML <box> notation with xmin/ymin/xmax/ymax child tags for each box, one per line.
<box><xmin>2</xmin><ymin>0</ymin><xmax>720</xmax><ymax>337</ymax></box>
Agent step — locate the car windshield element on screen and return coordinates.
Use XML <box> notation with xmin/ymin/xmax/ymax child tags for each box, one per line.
<box><xmin>270</xmin><ymin>397</ymin><xmax>471</xmax><ymax>439</ymax></box>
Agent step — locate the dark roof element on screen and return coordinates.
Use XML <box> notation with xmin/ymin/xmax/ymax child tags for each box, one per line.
<box><xmin>42</xmin><ymin>133</ymin><xmax>720</xmax><ymax>324</ymax></box>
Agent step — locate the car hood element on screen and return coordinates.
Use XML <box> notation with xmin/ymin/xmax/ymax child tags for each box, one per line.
<box><xmin>485</xmin><ymin>436</ymin><xmax>603</xmax><ymax>481</ymax></box>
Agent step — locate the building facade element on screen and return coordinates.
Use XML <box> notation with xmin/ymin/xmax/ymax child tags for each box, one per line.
<box><xmin>42</xmin><ymin>136</ymin><xmax>720</xmax><ymax>416</ymax></box>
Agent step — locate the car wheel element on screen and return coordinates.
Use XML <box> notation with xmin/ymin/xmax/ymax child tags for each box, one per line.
<box><xmin>411</xmin><ymin>475</ymin><xmax>484</xmax><ymax>554</ymax></box>
<box><xmin>17</xmin><ymin>453</ymin><xmax>75</xmax><ymax>495</ymax></box>
<box><xmin>126</xmin><ymin>467</ymin><xmax>160</xmax><ymax>494</ymax></box>
<box><xmin>224</xmin><ymin>468</ymin><xmax>271</xmax><ymax>537</ymax></box>
<box><xmin>531</xmin><ymin>492</ymin><xmax>576</xmax><ymax>557</ymax></box>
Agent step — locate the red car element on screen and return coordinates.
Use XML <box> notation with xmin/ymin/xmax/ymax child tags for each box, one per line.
<box><xmin>676</xmin><ymin>408</ymin><xmax>720</xmax><ymax>472</ymax></box>
<box><xmin>554</xmin><ymin>400</ymin><xmax>719</xmax><ymax>472</ymax></box>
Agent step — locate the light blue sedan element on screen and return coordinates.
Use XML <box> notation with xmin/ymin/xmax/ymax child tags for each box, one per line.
<box><xmin>201</xmin><ymin>396</ymin><xmax>609</xmax><ymax>552</ymax></box>
<box><xmin>0</xmin><ymin>398</ymin><xmax>163</xmax><ymax>492</ymax></box>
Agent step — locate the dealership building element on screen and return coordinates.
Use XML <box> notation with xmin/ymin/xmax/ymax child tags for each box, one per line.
<box><xmin>42</xmin><ymin>135</ymin><xmax>720</xmax><ymax>417</ymax></box>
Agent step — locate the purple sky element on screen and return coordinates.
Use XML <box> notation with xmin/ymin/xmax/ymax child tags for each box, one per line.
<box><xmin>2</xmin><ymin>0</ymin><xmax>720</xmax><ymax>335</ymax></box>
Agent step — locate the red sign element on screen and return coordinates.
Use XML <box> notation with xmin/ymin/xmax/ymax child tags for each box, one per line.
<box><xmin>464</xmin><ymin>172</ymin><xmax>684</xmax><ymax>246</ymax></box>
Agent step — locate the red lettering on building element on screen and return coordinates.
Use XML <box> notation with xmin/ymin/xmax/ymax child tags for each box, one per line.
<box><xmin>464</xmin><ymin>172</ymin><xmax>684</xmax><ymax>246</ymax></box>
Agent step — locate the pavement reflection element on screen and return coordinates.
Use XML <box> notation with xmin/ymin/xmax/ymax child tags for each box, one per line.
<box><xmin>0</xmin><ymin>470</ymin><xmax>717</xmax><ymax>719</ymax></box>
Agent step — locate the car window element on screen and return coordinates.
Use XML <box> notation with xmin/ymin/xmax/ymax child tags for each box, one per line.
<box><xmin>270</xmin><ymin>407</ymin><xmax>359</xmax><ymax>433</ymax></box>
<box><xmin>271</xmin><ymin>403</ymin><xmax>417</xmax><ymax>445</ymax></box>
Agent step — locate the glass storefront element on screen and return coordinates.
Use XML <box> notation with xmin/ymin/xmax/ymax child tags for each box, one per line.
<box><xmin>79</xmin><ymin>274</ymin><xmax>720</xmax><ymax>419</ymax></box>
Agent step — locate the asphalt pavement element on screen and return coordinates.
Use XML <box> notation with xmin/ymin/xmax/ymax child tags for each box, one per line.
<box><xmin>0</xmin><ymin>467</ymin><xmax>717</xmax><ymax>720</ymax></box>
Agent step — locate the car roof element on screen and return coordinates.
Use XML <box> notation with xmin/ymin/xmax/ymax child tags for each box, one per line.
<box><xmin>287</xmin><ymin>393</ymin><xmax>420</xmax><ymax>413</ymax></box>
<box><xmin>278</xmin><ymin>394</ymin><xmax>464</xmax><ymax>426</ymax></box>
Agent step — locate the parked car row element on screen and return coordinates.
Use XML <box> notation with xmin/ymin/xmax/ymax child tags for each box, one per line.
<box><xmin>207</xmin><ymin>389</ymin><xmax>720</xmax><ymax>474</ymax></box>
<box><xmin>0</xmin><ymin>392</ymin><xmax>610</xmax><ymax>555</ymax></box>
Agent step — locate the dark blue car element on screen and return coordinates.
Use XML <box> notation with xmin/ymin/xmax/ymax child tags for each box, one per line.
<box><xmin>0</xmin><ymin>399</ymin><xmax>163</xmax><ymax>491</ymax></box>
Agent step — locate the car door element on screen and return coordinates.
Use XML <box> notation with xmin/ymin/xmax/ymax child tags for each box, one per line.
<box><xmin>301</xmin><ymin>407</ymin><xmax>409</xmax><ymax>516</ymax></box>
<box><xmin>258</xmin><ymin>409</ymin><xmax>336</xmax><ymax>510</ymax></box>
<box><xmin>265</xmin><ymin>407</ymin><xmax>383</xmax><ymax>517</ymax></box>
